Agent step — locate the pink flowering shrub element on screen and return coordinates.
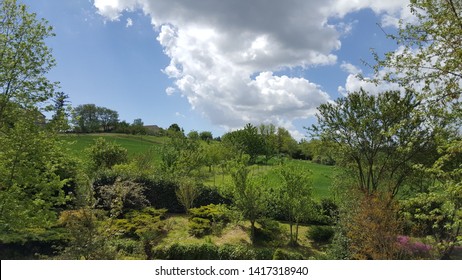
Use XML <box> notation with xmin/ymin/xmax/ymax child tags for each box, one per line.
<box><xmin>397</xmin><ymin>235</ymin><xmax>432</xmax><ymax>259</ymax></box>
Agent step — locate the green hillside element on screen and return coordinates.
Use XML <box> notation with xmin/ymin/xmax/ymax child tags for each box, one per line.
<box><xmin>63</xmin><ymin>133</ymin><xmax>336</xmax><ymax>199</ymax></box>
<box><xmin>61</xmin><ymin>133</ymin><xmax>168</xmax><ymax>163</ymax></box>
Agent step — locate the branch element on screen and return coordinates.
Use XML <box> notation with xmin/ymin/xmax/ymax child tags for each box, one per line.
<box><xmin>446</xmin><ymin>0</ymin><xmax>462</xmax><ymax>31</ymax></box>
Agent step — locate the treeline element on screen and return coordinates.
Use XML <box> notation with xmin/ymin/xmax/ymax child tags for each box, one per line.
<box><xmin>69</xmin><ymin>103</ymin><xmax>333</xmax><ymax>164</ymax></box>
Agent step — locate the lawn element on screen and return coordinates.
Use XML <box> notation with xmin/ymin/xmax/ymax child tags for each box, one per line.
<box><xmin>64</xmin><ymin>133</ymin><xmax>337</xmax><ymax>199</ymax></box>
<box><xmin>60</xmin><ymin>133</ymin><xmax>168</xmax><ymax>163</ymax></box>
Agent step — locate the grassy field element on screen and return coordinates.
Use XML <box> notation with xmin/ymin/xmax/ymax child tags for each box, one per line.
<box><xmin>63</xmin><ymin>133</ymin><xmax>336</xmax><ymax>199</ymax></box>
<box><xmin>60</xmin><ymin>133</ymin><xmax>168</xmax><ymax>163</ymax></box>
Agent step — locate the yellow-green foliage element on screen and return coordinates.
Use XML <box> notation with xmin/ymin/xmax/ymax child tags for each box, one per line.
<box><xmin>103</xmin><ymin>207</ymin><xmax>167</xmax><ymax>239</ymax></box>
<box><xmin>188</xmin><ymin>204</ymin><xmax>231</xmax><ymax>237</ymax></box>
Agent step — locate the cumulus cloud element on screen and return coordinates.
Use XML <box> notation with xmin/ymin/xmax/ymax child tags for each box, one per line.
<box><xmin>329</xmin><ymin>0</ymin><xmax>412</xmax><ymax>28</ymax></box>
<box><xmin>93</xmin><ymin>0</ymin><xmax>411</xmax><ymax>134</ymax></box>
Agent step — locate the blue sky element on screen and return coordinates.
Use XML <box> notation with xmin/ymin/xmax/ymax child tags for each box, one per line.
<box><xmin>21</xmin><ymin>0</ymin><xmax>411</xmax><ymax>139</ymax></box>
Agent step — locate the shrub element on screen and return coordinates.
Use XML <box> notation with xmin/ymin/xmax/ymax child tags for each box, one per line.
<box><xmin>87</xmin><ymin>138</ymin><xmax>128</xmax><ymax>170</ymax></box>
<box><xmin>188</xmin><ymin>204</ymin><xmax>231</xmax><ymax>237</ymax></box>
<box><xmin>396</xmin><ymin>235</ymin><xmax>432</xmax><ymax>259</ymax></box>
<box><xmin>102</xmin><ymin>207</ymin><xmax>167</xmax><ymax>239</ymax></box>
<box><xmin>189</xmin><ymin>217</ymin><xmax>212</xmax><ymax>237</ymax></box>
<box><xmin>254</xmin><ymin>218</ymin><xmax>284</xmax><ymax>244</ymax></box>
<box><xmin>272</xmin><ymin>248</ymin><xmax>305</xmax><ymax>260</ymax></box>
<box><xmin>152</xmin><ymin>243</ymin><xmax>219</xmax><ymax>260</ymax></box>
<box><xmin>307</xmin><ymin>226</ymin><xmax>335</xmax><ymax>243</ymax></box>
<box><xmin>217</xmin><ymin>244</ymin><xmax>273</xmax><ymax>260</ymax></box>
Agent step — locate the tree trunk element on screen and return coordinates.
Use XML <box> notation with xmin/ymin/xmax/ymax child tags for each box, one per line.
<box><xmin>250</xmin><ymin>220</ymin><xmax>256</xmax><ymax>244</ymax></box>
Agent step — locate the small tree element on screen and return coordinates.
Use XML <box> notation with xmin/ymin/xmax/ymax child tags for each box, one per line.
<box><xmin>175</xmin><ymin>179</ymin><xmax>199</xmax><ymax>213</ymax></box>
<box><xmin>230</xmin><ymin>164</ymin><xmax>266</xmax><ymax>244</ymax></box>
<box><xmin>278</xmin><ymin>164</ymin><xmax>313</xmax><ymax>246</ymax></box>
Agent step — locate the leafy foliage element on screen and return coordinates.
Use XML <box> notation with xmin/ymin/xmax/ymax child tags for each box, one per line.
<box><xmin>230</xmin><ymin>164</ymin><xmax>266</xmax><ymax>244</ymax></box>
<box><xmin>313</xmin><ymin>89</ymin><xmax>433</xmax><ymax>197</ymax></box>
<box><xmin>87</xmin><ymin>138</ymin><xmax>128</xmax><ymax>170</ymax></box>
<box><xmin>188</xmin><ymin>204</ymin><xmax>231</xmax><ymax>237</ymax></box>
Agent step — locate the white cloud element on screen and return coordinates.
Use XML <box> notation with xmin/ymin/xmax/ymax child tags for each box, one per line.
<box><xmin>329</xmin><ymin>0</ymin><xmax>413</xmax><ymax>28</ymax></box>
<box><xmin>340</xmin><ymin>61</ymin><xmax>362</xmax><ymax>75</ymax></box>
<box><xmin>165</xmin><ymin>86</ymin><xmax>175</xmax><ymax>96</ymax></box>
<box><xmin>93</xmin><ymin>0</ymin><xmax>413</xmax><ymax>135</ymax></box>
<box><xmin>126</xmin><ymin>18</ymin><xmax>133</xmax><ymax>27</ymax></box>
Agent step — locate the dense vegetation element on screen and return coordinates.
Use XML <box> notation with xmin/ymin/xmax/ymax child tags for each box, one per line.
<box><xmin>1</xmin><ymin>0</ymin><xmax>461</xmax><ymax>260</ymax></box>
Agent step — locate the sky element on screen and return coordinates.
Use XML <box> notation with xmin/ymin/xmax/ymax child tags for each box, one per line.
<box><xmin>21</xmin><ymin>0</ymin><xmax>413</xmax><ymax>140</ymax></box>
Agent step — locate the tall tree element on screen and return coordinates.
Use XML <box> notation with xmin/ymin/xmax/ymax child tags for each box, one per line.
<box><xmin>222</xmin><ymin>123</ymin><xmax>265</xmax><ymax>164</ymax></box>
<box><xmin>0</xmin><ymin>0</ymin><xmax>73</xmax><ymax>244</ymax></box>
<box><xmin>374</xmin><ymin>0</ymin><xmax>462</xmax><ymax>125</ymax></box>
<box><xmin>0</xmin><ymin>0</ymin><xmax>56</xmax><ymax>125</ymax></box>
<box><xmin>72</xmin><ymin>104</ymin><xmax>100</xmax><ymax>133</ymax></box>
<box><xmin>312</xmin><ymin>89</ymin><xmax>434</xmax><ymax>197</ymax></box>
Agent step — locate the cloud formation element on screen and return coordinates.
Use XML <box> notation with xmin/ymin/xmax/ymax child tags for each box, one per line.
<box><xmin>93</xmin><ymin>0</ymin><xmax>409</xmax><ymax>132</ymax></box>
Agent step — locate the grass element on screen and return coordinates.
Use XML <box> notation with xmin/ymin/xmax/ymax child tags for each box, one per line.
<box><xmin>157</xmin><ymin>213</ymin><xmax>326</xmax><ymax>259</ymax></box>
<box><xmin>64</xmin><ymin>133</ymin><xmax>337</xmax><ymax>199</ymax></box>
<box><xmin>60</xmin><ymin>133</ymin><xmax>168</xmax><ymax>163</ymax></box>
<box><xmin>206</xmin><ymin>160</ymin><xmax>337</xmax><ymax>200</ymax></box>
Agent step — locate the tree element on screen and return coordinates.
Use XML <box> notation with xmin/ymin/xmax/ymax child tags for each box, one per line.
<box><xmin>372</xmin><ymin>1</ymin><xmax>462</xmax><ymax>259</ymax></box>
<box><xmin>187</xmin><ymin>130</ymin><xmax>199</xmax><ymax>141</ymax></box>
<box><xmin>175</xmin><ymin>179</ymin><xmax>200</xmax><ymax>214</ymax></box>
<box><xmin>0</xmin><ymin>0</ymin><xmax>73</xmax><ymax>244</ymax></box>
<box><xmin>401</xmin><ymin>140</ymin><xmax>462</xmax><ymax>259</ymax></box>
<box><xmin>230</xmin><ymin>164</ymin><xmax>266</xmax><ymax>244</ymax></box>
<box><xmin>87</xmin><ymin>138</ymin><xmax>128</xmax><ymax>171</ymax></box>
<box><xmin>98</xmin><ymin>107</ymin><xmax>119</xmax><ymax>132</ymax></box>
<box><xmin>71</xmin><ymin>104</ymin><xmax>120</xmax><ymax>133</ymax></box>
<box><xmin>222</xmin><ymin>123</ymin><xmax>265</xmax><ymax>164</ymax></box>
<box><xmin>276</xmin><ymin>127</ymin><xmax>298</xmax><ymax>156</ymax></box>
<box><xmin>375</xmin><ymin>0</ymin><xmax>462</xmax><ymax>111</ymax></box>
<box><xmin>72</xmin><ymin>104</ymin><xmax>100</xmax><ymax>133</ymax></box>
<box><xmin>131</xmin><ymin>118</ymin><xmax>146</xmax><ymax>135</ymax></box>
<box><xmin>278</xmin><ymin>164</ymin><xmax>313</xmax><ymax>246</ymax></box>
<box><xmin>49</xmin><ymin>91</ymin><xmax>71</xmax><ymax>131</ymax></box>
<box><xmin>312</xmin><ymin>89</ymin><xmax>433</xmax><ymax>198</ymax></box>
<box><xmin>199</xmin><ymin>131</ymin><xmax>213</xmax><ymax>142</ymax></box>
<box><xmin>0</xmin><ymin>0</ymin><xmax>56</xmax><ymax>125</ymax></box>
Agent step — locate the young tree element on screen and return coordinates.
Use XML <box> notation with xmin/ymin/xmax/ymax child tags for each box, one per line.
<box><xmin>230</xmin><ymin>164</ymin><xmax>266</xmax><ymax>244</ymax></box>
<box><xmin>175</xmin><ymin>179</ymin><xmax>200</xmax><ymax>214</ymax></box>
<box><xmin>278</xmin><ymin>164</ymin><xmax>313</xmax><ymax>246</ymax></box>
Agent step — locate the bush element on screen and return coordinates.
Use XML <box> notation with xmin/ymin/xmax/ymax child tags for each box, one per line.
<box><xmin>102</xmin><ymin>207</ymin><xmax>167</xmax><ymax>239</ymax></box>
<box><xmin>93</xmin><ymin>174</ymin><xmax>230</xmax><ymax>214</ymax></box>
<box><xmin>272</xmin><ymin>248</ymin><xmax>305</xmax><ymax>260</ymax></box>
<box><xmin>152</xmin><ymin>243</ymin><xmax>219</xmax><ymax>260</ymax></box>
<box><xmin>189</xmin><ymin>217</ymin><xmax>212</xmax><ymax>237</ymax></box>
<box><xmin>188</xmin><ymin>204</ymin><xmax>231</xmax><ymax>237</ymax></box>
<box><xmin>254</xmin><ymin>218</ymin><xmax>283</xmax><ymax>244</ymax></box>
<box><xmin>87</xmin><ymin>138</ymin><xmax>128</xmax><ymax>170</ymax></box>
<box><xmin>307</xmin><ymin>226</ymin><xmax>335</xmax><ymax>243</ymax></box>
<box><xmin>217</xmin><ymin>244</ymin><xmax>273</xmax><ymax>260</ymax></box>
